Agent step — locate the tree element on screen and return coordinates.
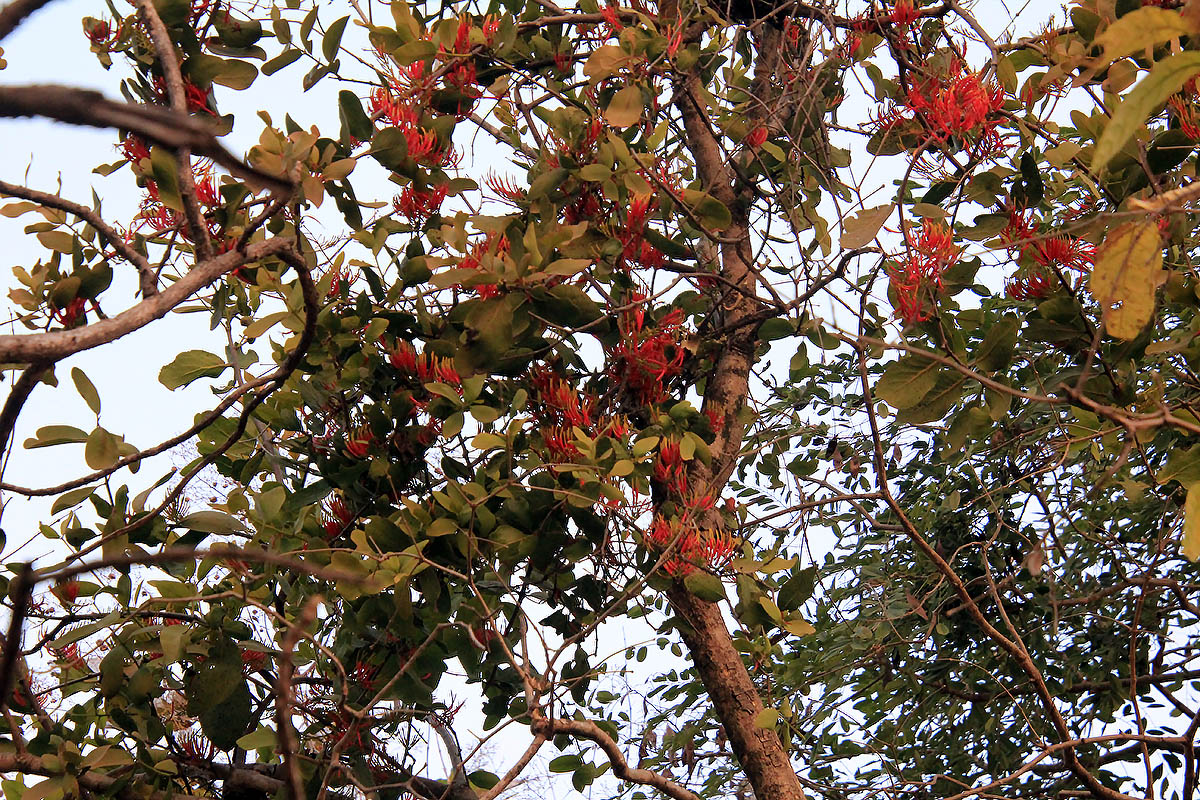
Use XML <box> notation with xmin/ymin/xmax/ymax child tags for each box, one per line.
<box><xmin>2</xmin><ymin>0</ymin><xmax>1200</xmax><ymax>798</ymax></box>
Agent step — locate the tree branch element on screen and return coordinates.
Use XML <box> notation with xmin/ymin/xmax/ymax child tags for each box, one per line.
<box><xmin>0</xmin><ymin>85</ymin><xmax>292</xmax><ymax>195</ymax></box>
<box><xmin>0</xmin><ymin>237</ymin><xmax>293</xmax><ymax>363</ymax></box>
<box><xmin>0</xmin><ymin>180</ymin><xmax>158</xmax><ymax>297</ymax></box>
<box><xmin>532</xmin><ymin>717</ymin><xmax>700</xmax><ymax>800</ymax></box>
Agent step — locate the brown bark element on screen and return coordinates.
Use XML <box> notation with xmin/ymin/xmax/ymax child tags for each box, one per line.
<box><xmin>661</xmin><ymin>23</ymin><xmax>806</xmax><ymax>800</ymax></box>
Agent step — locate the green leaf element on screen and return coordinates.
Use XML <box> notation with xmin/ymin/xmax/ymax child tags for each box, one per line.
<box><xmin>1093</xmin><ymin>7</ymin><xmax>1198</xmax><ymax>67</ymax></box>
<box><xmin>262</xmin><ymin>48</ymin><xmax>303</xmax><ymax>76</ymax></box>
<box><xmin>84</xmin><ymin>428</ymin><xmax>120</xmax><ymax>471</ymax></box>
<box><xmin>782</xmin><ymin>616</ymin><xmax>816</xmax><ymax>637</ymax></box>
<box><xmin>465</xmin><ymin>298</ymin><xmax>514</xmax><ymax>362</ymax></box>
<box><xmin>895</xmin><ymin>374</ymin><xmax>966</xmax><ymax>425</ymax></box>
<box><xmin>369</xmin><ymin>127</ymin><xmax>409</xmax><ymax>170</ymax></box>
<box><xmin>548</xmin><ymin>755</ymin><xmax>582</xmax><ymax>773</ymax></box>
<box><xmin>178</xmin><ymin>510</ymin><xmax>248</xmax><ymax>535</ymax></box>
<box><xmin>186</xmin><ymin>657</ymin><xmax>241</xmax><ymax>715</ymax></box>
<box><xmin>757</xmin><ymin>317</ymin><xmax>795</xmax><ymax>341</ymax></box>
<box><xmin>1089</xmin><ymin>221</ymin><xmax>1164</xmax><ymax>340</ymax></box>
<box><xmin>875</xmin><ymin>355</ymin><xmax>941</xmax><ymax>410</ymax></box>
<box><xmin>71</xmin><ymin>367</ymin><xmax>101</xmax><ymax>415</ymax></box>
<box><xmin>1093</xmin><ymin>51</ymin><xmax>1200</xmax><ymax>173</ymax></box>
<box><xmin>51</xmin><ymin>485</ymin><xmax>97</xmax><ymax>515</ymax></box>
<box><xmin>680</xmin><ymin>189</ymin><xmax>732</xmax><ymax>231</ymax></box>
<box><xmin>840</xmin><ymin>204</ymin><xmax>893</xmax><ymax>249</ymax></box>
<box><xmin>778</xmin><ymin>566</ymin><xmax>817</xmax><ymax>611</ymax></box>
<box><xmin>236</xmin><ymin>726</ymin><xmax>278</xmax><ymax>751</ymax></box>
<box><xmin>339</xmin><ymin>90</ymin><xmax>374</xmax><ymax>143</ymax></box>
<box><xmin>322</xmin><ymin>15</ymin><xmax>350</xmax><ymax>62</ymax></box>
<box><xmin>603</xmin><ymin>85</ymin><xmax>643</xmax><ymax>128</ymax></box>
<box><xmin>684</xmin><ymin>571</ymin><xmax>726</xmax><ymax>602</ymax></box>
<box><xmin>149</xmin><ymin>147</ymin><xmax>183</xmax><ymax>212</ymax></box>
<box><xmin>159</xmin><ymin>350</ymin><xmax>227</xmax><ymax>390</ymax></box>
<box><xmin>753</xmin><ymin>708</ymin><xmax>780</xmax><ymax>728</ymax></box>
<box><xmin>1160</xmin><ymin>446</ymin><xmax>1200</xmax><ymax>485</ymax></box>
<box><xmin>200</xmin><ymin>678</ymin><xmax>252</xmax><ymax>750</ymax></box>
<box><xmin>212</xmin><ymin>59</ymin><xmax>258</xmax><ymax>90</ymax></box>
<box><xmin>974</xmin><ymin>316</ymin><xmax>1019</xmax><ymax>372</ymax></box>
<box><xmin>25</xmin><ymin>424</ymin><xmax>88</xmax><ymax>449</ymax></box>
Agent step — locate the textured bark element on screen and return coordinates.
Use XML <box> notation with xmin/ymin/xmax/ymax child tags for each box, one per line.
<box><xmin>661</xmin><ymin>22</ymin><xmax>806</xmax><ymax>800</ymax></box>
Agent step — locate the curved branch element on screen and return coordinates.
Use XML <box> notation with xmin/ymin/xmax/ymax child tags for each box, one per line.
<box><xmin>0</xmin><ymin>0</ymin><xmax>53</xmax><ymax>41</ymax></box>
<box><xmin>0</xmin><ymin>85</ymin><xmax>292</xmax><ymax>195</ymax></box>
<box><xmin>531</xmin><ymin>717</ymin><xmax>700</xmax><ymax>800</ymax></box>
<box><xmin>134</xmin><ymin>0</ymin><xmax>212</xmax><ymax>260</ymax></box>
<box><xmin>0</xmin><ymin>237</ymin><xmax>293</xmax><ymax>363</ymax></box>
<box><xmin>0</xmin><ymin>180</ymin><xmax>158</xmax><ymax>297</ymax></box>
<box><xmin>0</xmin><ymin>362</ymin><xmax>49</xmax><ymax>453</ymax></box>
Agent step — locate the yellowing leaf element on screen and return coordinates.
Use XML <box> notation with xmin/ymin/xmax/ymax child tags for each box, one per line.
<box><xmin>1093</xmin><ymin>52</ymin><xmax>1200</xmax><ymax>173</ymax></box>
<box><xmin>1093</xmin><ymin>7</ymin><xmax>1197</xmax><ymax>67</ymax></box>
<box><xmin>1185</xmin><ymin>482</ymin><xmax>1200</xmax><ymax>560</ymax></box>
<box><xmin>840</xmin><ymin>204</ymin><xmax>893</xmax><ymax>249</ymax></box>
<box><xmin>1090</xmin><ymin>221</ymin><xmax>1164</xmax><ymax>340</ymax></box>
<box><xmin>604</xmin><ymin>86</ymin><xmax>643</xmax><ymax>128</ymax></box>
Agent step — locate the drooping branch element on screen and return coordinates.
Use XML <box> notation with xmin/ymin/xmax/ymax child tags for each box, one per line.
<box><xmin>0</xmin><ymin>362</ymin><xmax>49</xmax><ymax>454</ymax></box>
<box><xmin>134</xmin><ymin>0</ymin><xmax>213</xmax><ymax>260</ymax></box>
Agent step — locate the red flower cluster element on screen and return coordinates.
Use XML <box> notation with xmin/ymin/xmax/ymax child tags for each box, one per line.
<box><xmin>85</xmin><ymin>17</ymin><xmax>122</xmax><ymax>48</ymax></box>
<box><xmin>389</xmin><ymin>342</ymin><xmax>461</xmax><ymax>386</ymax></box>
<box><xmin>653</xmin><ymin>439</ymin><xmax>688</xmax><ymax>499</ymax></box>
<box><xmin>322</xmin><ymin>495</ymin><xmax>355</xmax><ymax>539</ymax></box>
<box><xmin>369</xmin><ymin>88</ymin><xmax>454</xmax><ymax>166</ymax></box>
<box><xmin>51</xmin><ymin>297</ymin><xmax>88</xmax><ymax>328</ymax></box>
<box><xmin>532</xmin><ymin>368</ymin><xmax>595</xmax><ymax>429</ymax></box>
<box><xmin>888</xmin><ymin>219</ymin><xmax>959</xmax><ymax>324</ymax></box>
<box><xmin>888</xmin><ymin>0</ymin><xmax>920</xmax><ymax>26</ymax></box>
<box><xmin>1169</xmin><ymin>94</ymin><xmax>1200</xmax><ymax>139</ymax></box>
<box><xmin>394</xmin><ymin>184</ymin><xmax>447</xmax><ymax>224</ymax></box>
<box><xmin>241</xmin><ymin>649</ymin><xmax>269</xmax><ymax>673</ymax></box>
<box><xmin>454</xmin><ymin>232</ymin><xmax>509</xmax><ymax>298</ymax></box>
<box><xmin>609</xmin><ymin>296</ymin><xmax>687</xmax><ymax>404</ymax></box>
<box><xmin>152</xmin><ymin>76</ymin><xmax>217</xmax><ymax>118</ymax></box>
<box><xmin>616</xmin><ymin>194</ymin><xmax>666</xmax><ymax>270</ymax></box>
<box><xmin>645</xmin><ymin>518</ymin><xmax>738</xmax><ymax>577</ymax></box>
<box><xmin>1002</xmin><ymin>211</ymin><xmax>1094</xmax><ymax>301</ymax></box>
<box><xmin>905</xmin><ymin>67</ymin><xmax>1004</xmax><ymax>144</ymax></box>
<box><xmin>345</xmin><ymin>426</ymin><xmax>375</xmax><ymax>459</ymax></box>
<box><xmin>744</xmin><ymin>125</ymin><xmax>769</xmax><ymax>149</ymax></box>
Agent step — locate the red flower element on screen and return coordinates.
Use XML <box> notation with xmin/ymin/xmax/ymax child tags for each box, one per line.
<box><xmin>85</xmin><ymin>17</ymin><xmax>122</xmax><ymax>48</ymax></box>
<box><xmin>888</xmin><ymin>219</ymin><xmax>959</xmax><ymax>325</ymax></box>
<box><xmin>52</xmin><ymin>297</ymin><xmax>87</xmax><ymax>328</ymax></box>
<box><xmin>744</xmin><ymin>125</ymin><xmax>769</xmax><ymax>149</ymax></box>
<box><xmin>905</xmin><ymin>68</ymin><xmax>1004</xmax><ymax>144</ymax></box>
<box><xmin>394</xmin><ymin>184</ymin><xmax>448</xmax><ymax>224</ymax></box>
<box><xmin>888</xmin><ymin>0</ymin><xmax>920</xmax><ymax>26</ymax></box>
<box><xmin>485</xmin><ymin>172</ymin><xmax>526</xmax><ymax>203</ymax></box>
<box><xmin>543</xmin><ymin>426</ymin><xmax>582</xmax><ymax>462</ymax></box>
<box><xmin>532</xmin><ymin>367</ymin><xmax>595</xmax><ymax>429</ymax></box>
<box><xmin>608</xmin><ymin>297</ymin><xmax>687</xmax><ymax>404</ymax></box>
<box><xmin>323</xmin><ymin>495</ymin><xmax>355</xmax><ymax>539</ymax></box>
<box><xmin>241</xmin><ymin>649</ymin><xmax>269</xmax><ymax>673</ymax></box>
<box><xmin>54</xmin><ymin>580</ymin><xmax>80</xmax><ymax>605</ymax></box>
<box><xmin>345</xmin><ymin>426</ymin><xmax>374</xmax><ymax>459</ymax></box>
